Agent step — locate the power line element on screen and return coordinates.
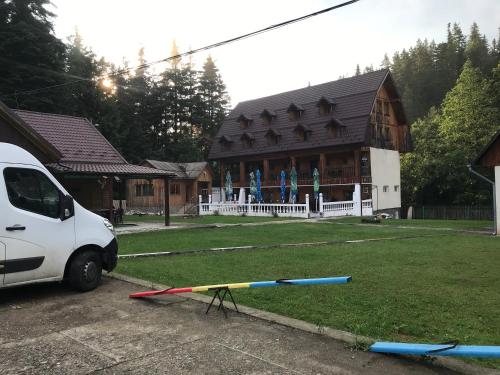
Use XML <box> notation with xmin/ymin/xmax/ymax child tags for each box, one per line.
<box><xmin>1</xmin><ymin>0</ymin><xmax>360</xmax><ymax>99</ymax></box>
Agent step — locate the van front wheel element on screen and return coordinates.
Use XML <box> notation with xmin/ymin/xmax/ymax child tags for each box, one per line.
<box><xmin>69</xmin><ymin>251</ymin><xmax>102</xmax><ymax>292</ymax></box>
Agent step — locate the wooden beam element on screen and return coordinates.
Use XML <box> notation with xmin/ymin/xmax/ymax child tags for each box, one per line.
<box><xmin>263</xmin><ymin>159</ymin><xmax>269</xmax><ymax>186</ymax></box>
<box><xmin>319</xmin><ymin>153</ymin><xmax>326</xmax><ymax>181</ymax></box>
<box><xmin>220</xmin><ymin>161</ymin><xmax>224</xmax><ymax>190</ymax></box>
<box><xmin>239</xmin><ymin>161</ymin><xmax>246</xmax><ymax>185</ymax></box>
<box><xmin>164</xmin><ymin>177</ymin><xmax>170</xmax><ymax>226</ymax></box>
<box><xmin>354</xmin><ymin>150</ymin><xmax>360</xmax><ymax>179</ymax></box>
<box><xmin>108</xmin><ymin>177</ymin><xmax>114</xmax><ymax>223</ymax></box>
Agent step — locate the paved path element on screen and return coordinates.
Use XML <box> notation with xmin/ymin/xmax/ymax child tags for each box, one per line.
<box><xmin>0</xmin><ymin>277</ymin><xmax>464</xmax><ymax>374</ymax></box>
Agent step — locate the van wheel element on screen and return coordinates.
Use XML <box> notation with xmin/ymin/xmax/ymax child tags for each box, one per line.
<box><xmin>69</xmin><ymin>251</ymin><xmax>102</xmax><ymax>292</ymax></box>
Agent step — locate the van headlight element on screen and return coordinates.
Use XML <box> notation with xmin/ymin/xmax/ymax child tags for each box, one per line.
<box><xmin>103</xmin><ymin>219</ymin><xmax>115</xmax><ymax>236</ymax></box>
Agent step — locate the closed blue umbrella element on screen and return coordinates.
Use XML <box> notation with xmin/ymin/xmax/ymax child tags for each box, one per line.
<box><xmin>313</xmin><ymin>168</ymin><xmax>320</xmax><ymax>200</ymax></box>
<box><xmin>225</xmin><ymin>171</ymin><xmax>233</xmax><ymax>201</ymax></box>
<box><xmin>280</xmin><ymin>170</ymin><xmax>286</xmax><ymax>203</ymax></box>
<box><xmin>256</xmin><ymin>169</ymin><xmax>263</xmax><ymax>203</ymax></box>
<box><xmin>290</xmin><ymin>166</ymin><xmax>298</xmax><ymax>203</ymax></box>
<box><xmin>249</xmin><ymin>171</ymin><xmax>257</xmax><ymax>202</ymax></box>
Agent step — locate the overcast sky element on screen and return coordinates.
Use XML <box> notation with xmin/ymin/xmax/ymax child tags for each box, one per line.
<box><xmin>51</xmin><ymin>0</ymin><xmax>500</xmax><ymax>106</ymax></box>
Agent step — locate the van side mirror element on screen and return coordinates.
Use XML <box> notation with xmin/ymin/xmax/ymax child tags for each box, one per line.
<box><xmin>60</xmin><ymin>194</ymin><xmax>75</xmax><ymax>221</ymax></box>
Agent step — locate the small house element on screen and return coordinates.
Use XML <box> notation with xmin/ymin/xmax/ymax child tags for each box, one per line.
<box><xmin>126</xmin><ymin>160</ymin><xmax>213</xmax><ymax>214</ymax></box>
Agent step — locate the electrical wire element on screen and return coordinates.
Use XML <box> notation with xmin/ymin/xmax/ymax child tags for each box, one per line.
<box><xmin>1</xmin><ymin>0</ymin><xmax>360</xmax><ymax>99</ymax></box>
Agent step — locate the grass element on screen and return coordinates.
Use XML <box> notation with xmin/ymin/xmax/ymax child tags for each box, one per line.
<box><xmin>116</xmin><ymin>232</ymin><xmax>500</xmax><ymax>369</ymax></box>
<box><xmin>334</xmin><ymin>217</ymin><xmax>494</xmax><ymax>232</ymax></box>
<box><xmin>124</xmin><ymin>214</ymin><xmax>298</xmax><ymax>225</ymax></box>
<box><xmin>117</xmin><ymin>221</ymin><xmax>439</xmax><ymax>255</ymax></box>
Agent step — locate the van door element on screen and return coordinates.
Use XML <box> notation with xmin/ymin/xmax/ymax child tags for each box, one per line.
<box><xmin>1</xmin><ymin>166</ymin><xmax>75</xmax><ymax>285</ymax></box>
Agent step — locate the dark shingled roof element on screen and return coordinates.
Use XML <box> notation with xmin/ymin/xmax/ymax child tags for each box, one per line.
<box><xmin>145</xmin><ymin>160</ymin><xmax>210</xmax><ymax>179</ymax></box>
<box><xmin>13</xmin><ymin>110</ymin><xmax>170</xmax><ymax>177</ymax></box>
<box><xmin>14</xmin><ymin>110</ymin><xmax>126</xmax><ymax>164</ymax></box>
<box><xmin>209</xmin><ymin>69</ymin><xmax>392</xmax><ymax>160</ymax></box>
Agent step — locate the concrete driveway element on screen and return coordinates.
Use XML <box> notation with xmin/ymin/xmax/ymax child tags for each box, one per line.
<box><xmin>0</xmin><ymin>277</ymin><xmax>461</xmax><ymax>374</ymax></box>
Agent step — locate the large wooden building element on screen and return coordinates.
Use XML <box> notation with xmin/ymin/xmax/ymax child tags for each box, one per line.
<box><xmin>209</xmin><ymin>69</ymin><xmax>411</xmax><ymax>215</ymax></box>
<box><xmin>0</xmin><ymin>101</ymin><xmax>172</xmax><ymax>224</ymax></box>
<box><xmin>126</xmin><ymin>160</ymin><xmax>213</xmax><ymax>214</ymax></box>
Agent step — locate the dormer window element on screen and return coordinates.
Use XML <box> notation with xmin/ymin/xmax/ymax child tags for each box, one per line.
<box><xmin>293</xmin><ymin>123</ymin><xmax>311</xmax><ymax>141</ymax></box>
<box><xmin>260</xmin><ymin>109</ymin><xmax>276</xmax><ymax>126</ymax></box>
<box><xmin>287</xmin><ymin>103</ymin><xmax>304</xmax><ymax>121</ymax></box>
<box><xmin>240</xmin><ymin>132</ymin><xmax>255</xmax><ymax>148</ymax></box>
<box><xmin>317</xmin><ymin>97</ymin><xmax>336</xmax><ymax>116</ymax></box>
<box><xmin>236</xmin><ymin>114</ymin><xmax>253</xmax><ymax>129</ymax></box>
<box><xmin>264</xmin><ymin>128</ymin><xmax>281</xmax><ymax>145</ymax></box>
<box><xmin>325</xmin><ymin>118</ymin><xmax>347</xmax><ymax>138</ymax></box>
<box><xmin>219</xmin><ymin>135</ymin><xmax>233</xmax><ymax>151</ymax></box>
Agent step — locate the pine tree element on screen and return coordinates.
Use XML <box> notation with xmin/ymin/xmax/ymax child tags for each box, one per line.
<box><xmin>380</xmin><ymin>54</ymin><xmax>391</xmax><ymax>69</ymax></box>
<box><xmin>196</xmin><ymin>55</ymin><xmax>230</xmax><ymax>157</ymax></box>
<box><xmin>465</xmin><ymin>23</ymin><xmax>490</xmax><ymax>74</ymax></box>
<box><xmin>0</xmin><ymin>0</ymin><xmax>66</xmax><ymax>111</ymax></box>
<box><xmin>354</xmin><ymin>64</ymin><xmax>361</xmax><ymax>76</ymax></box>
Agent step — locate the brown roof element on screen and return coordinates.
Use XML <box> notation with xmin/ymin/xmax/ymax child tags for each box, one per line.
<box><xmin>209</xmin><ymin>69</ymin><xmax>402</xmax><ymax>160</ymax></box>
<box><xmin>47</xmin><ymin>162</ymin><xmax>169</xmax><ymax>177</ymax></box>
<box><xmin>0</xmin><ymin>101</ymin><xmax>61</xmax><ymax>161</ymax></box>
<box><xmin>8</xmin><ymin>109</ymin><xmax>171</xmax><ymax>177</ymax></box>
<box><xmin>144</xmin><ymin>160</ymin><xmax>210</xmax><ymax>179</ymax></box>
<box><xmin>14</xmin><ymin>110</ymin><xmax>126</xmax><ymax>164</ymax></box>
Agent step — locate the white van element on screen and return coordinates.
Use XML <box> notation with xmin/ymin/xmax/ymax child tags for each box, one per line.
<box><xmin>0</xmin><ymin>143</ymin><xmax>117</xmax><ymax>291</ymax></box>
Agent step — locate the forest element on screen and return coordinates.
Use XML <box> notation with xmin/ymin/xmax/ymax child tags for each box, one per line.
<box><xmin>1</xmin><ymin>0</ymin><xmax>499</xmax><ymax>207</ymax></box>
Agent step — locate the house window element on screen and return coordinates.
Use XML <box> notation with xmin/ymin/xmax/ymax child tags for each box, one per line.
<box><xmin>219</xmin><ymin>136</ymin><xmax>233</xmax><ymax>151</ymax></box>
<box><xmin>143</xmin><ymin>183</ymin><xmax>154</xmax><ymax>196</ymax></box>
<box><xmin>260</xmin><ymin>109</ymin><xmax>276</xmax><ymax>125</ymax></box>
<box><xmin>237</xmin><ymin>114</ymin><xmax>252</xmax><ymax>129</ymax></box>
<box><xmin>383</xmin><ymin>185</ymin><xmax>389</xmax><ymax>193</ymax></box>
<box><xmin>265</xmin><ymin>129</ymin><xmax>280</xmax><ymax>145</ymax></box>
<box><xmin>287</xmin><ymin>103</ymin><xmax>304</xmax><ymax>121</ymax></box>
<box><xmin>383</xmin><ymin>101</ymin><xmax>390</xmax><ymax>116</ymax></box>
<box><xmin>135</xmin><ymin>183</ymin><xmax>154</xmax><ymax>197</ymax></box>
<box><xmin>394</xmin><ymin>185</ymin><xmax>399</xmax><ymax>192</ymax></box>
<box><xmin>241</xmin><ymin>132</ymin><xmax>255</xmax><ymax>149</ymax></box>
<box><xmin>170</xmin><ymin>183</ymin><xmax>180</xmax><ymax>195</ymax></box>
<box><xmin>294</xmin><ymin>124</ymin><xmax>311</xmax><ymax>141</ymax></box>
<box><xmin>317</xmin><ymin>97</ymin><xmax>335</xmax><ymax>116</ymax></box>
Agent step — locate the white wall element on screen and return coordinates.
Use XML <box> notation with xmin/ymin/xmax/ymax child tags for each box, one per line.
<box><xmin>370</xmin><ymin>147</ymin><xmax>401</xmax><ymax>211</ymax></box>
<box><xmin>495</xmin><ymin>166</ymin><xmax>500</xmax><ymax>236</ymax></box>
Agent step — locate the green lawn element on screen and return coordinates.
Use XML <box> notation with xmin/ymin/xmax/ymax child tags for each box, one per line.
<box><xmin>124</xmin><ymin>214</ymin><xmax>299</xmax><ymax>225</ymax></box>
<box><xmin>117</xmin><ymin>222</ymin><xmax>439</xmax><ymax>255</ymax></box>
<box><xmin>116</xmin><ymin>232</ymin><xmax>500</xmax><ymax>368</ymax></box>
<box><xmin>333</xmin><ymin>217</ymin><xmax>494</xmax><ymax>232</ymax></box>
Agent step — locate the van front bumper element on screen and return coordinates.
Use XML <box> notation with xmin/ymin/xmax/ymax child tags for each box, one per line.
<box><xmin>103</xmin><ymin>238</ymin><xmax>118</xmax><ymax>271</ymax></box>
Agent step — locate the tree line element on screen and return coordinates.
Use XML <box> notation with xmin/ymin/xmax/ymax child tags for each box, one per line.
<box><xmin>359</xmin><ymin>22</ymin><xmax>500</xmax><ymax>207</ymax></box>
<box><xmin>0</xmin><ymin>0</ymin><xmax>229</xmax><ymax>163</ymax></box>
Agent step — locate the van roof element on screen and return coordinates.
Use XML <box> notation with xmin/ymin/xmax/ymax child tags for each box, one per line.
<box><xmin>0</xmin><ymin>142</ymin><xmax>45</xmax><ymax>169</ymax></box>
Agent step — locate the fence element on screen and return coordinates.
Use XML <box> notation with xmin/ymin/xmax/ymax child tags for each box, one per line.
<box><xmin>199</xmin><ymin>193</ymin><xmax>373</xmax><ymax>219</ymax></box>
<box><xmin>199</xmin><ymin>194</ymin><xmax>310</xmax><ymax>218</ymax></box>
<box><xmin>318</xmin><ymin>192</ymin><xmax>373</xmax><ymax>217</ymax></box>
<box><xmin>405</xmin><ymin>206</ymin><xmax>493</xmax><ymax>220</ymax></box>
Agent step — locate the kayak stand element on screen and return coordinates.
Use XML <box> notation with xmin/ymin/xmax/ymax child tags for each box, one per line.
<box><xmin>206</xmin><ymin>286</ymin><xmax>239</xmax><ymax>317</ymax></box>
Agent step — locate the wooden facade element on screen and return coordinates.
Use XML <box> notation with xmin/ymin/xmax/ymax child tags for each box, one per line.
<box><xmin>209</xmin><ymin>70</ymin><xmax>409</xmax><ymax>211</ymax></box>
<box><xmin>126</xmin><ymin>161</ymin><xmax>213</xmax><ymax>213</ymax></box>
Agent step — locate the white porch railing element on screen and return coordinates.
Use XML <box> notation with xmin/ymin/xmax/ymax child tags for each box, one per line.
<box><xmin>318</xmin><ymin>192</ymin><xmax>373</xmax><ymax>217</ymax></box>
<box><xmin>199</xmin><ymin>194</ymin><xmax>310</xmax><ymax>218</ymax></box>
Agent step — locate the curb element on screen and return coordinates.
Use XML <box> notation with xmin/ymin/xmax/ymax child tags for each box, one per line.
<box><xmin>106</xmin><ymin>272</ymin><xmax>498</xmax><ymax>375</ymax></box>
